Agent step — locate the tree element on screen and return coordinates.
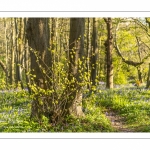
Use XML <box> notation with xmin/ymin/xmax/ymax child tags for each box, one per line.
<box><xmin>9</xmin><ymin>18</ymin><xmax>15</xmax><ymax>85</ymax></box>
<box><xmin>104</xmin><ymin>18</ymin><xmax>113</xmax><ymax>89</ymax></box>
<box><xmin>0</xmin><ymin>59</ymin><xmax>7</xmax><ymax>75</ymax></box>
<box><xmin>26</xmin><ymin>18</ymin><xmax>85</xmax><ymax>123</ymax></box>
<box><xmin>14</xmin><ymin>18</ymin><xmax>24</xmax><ymax>89</ymax></box>
<box><xmin>91</xmin><ymin>18</ymin><xmax>98</xmax><ymax>88</ymax></box>
<box><xmin>24</xmin><ymin>18</ymin><xmax>31</xmax><ymax>93</ymax></box>
<box><xmin>146</xmin><ymin>63</ymin><xmax>150</xmax><ymax>88</ymax></box>
<box><xmin>4</xmin><ymin>18</ymin><xmax>9</xmax><ymax>84</ymax></box>
<box><xmin>64</xmin><ymin>18</ymin><xmax>85</xmax><ymax>117</ymax></box>
<box><xmin>86</xmin><ymin>18</ymin><xmax>91</xmax><ymax>89</ymax></box>
<box><xmin>26</xmin><ymin>18</ymin><xmax>52</xmax><ymax>120</ymax></box>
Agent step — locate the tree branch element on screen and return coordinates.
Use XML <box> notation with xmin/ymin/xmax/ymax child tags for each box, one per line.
<box><xmin>0</xmin><ymin>60</ymin><xmax>7</xmax><ymax>74</ymax></box>
<box><xmin>114</xmin><ymin>27</ymin><xmax>144</xmax><ymax>67</ymax></box>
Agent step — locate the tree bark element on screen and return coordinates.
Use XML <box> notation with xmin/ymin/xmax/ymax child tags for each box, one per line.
<box><xmin>0</xmin><ymin>60</ymin><xmax>7</xmax><ymax>75</ymax></box>
<box><xmin>24</xmin><ymin>18</ymin><xmax>31</xmax><ymax>93</ymax></box>
<box><xmin>104</xmin><ymin>18</ymin><xmax>114</xmax><ymax>89</ymax></box>
<box><xmin>146</xmin><ymin>63</ymin><xmax>150</xmax><ymax>89</ymax></box>
<box><xmin>10</xmin><ymin>18</ymin><xmax>15</xmax><ymax>85</ymax></box>
<box><xmin>15</xmin><ymin>18</ymin><xmax>24</xmax><ymax>89</ymax></box>
<box><xmin>91</xmin><ymin>18</ymin><xmax>98</xmax><ymax>88</ymax></box>
<box><xmin>26</xmin><ymin>18</ymin><xmax>52</xmax><ymax>120</ymax></box>
<box><xmin>64</xmin><ymin>18</ymin><xmax>85</xmax><ymax>117</ymax></box>
<box><xmin>137</xmin><ymin>67</ymin><xmax>143</xmax><ymax>83</ymax></box>
<box><xmin>4</xmin><ymin>18</ymin><xmax>9</xmax><ymax>84</ymax></box>
<box><xmin>86</xmin><ymin>18</ymin><xmax>91</xmax><ymax>89</ymax></box>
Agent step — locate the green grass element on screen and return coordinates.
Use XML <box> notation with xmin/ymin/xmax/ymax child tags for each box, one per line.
<box><xmin>0</xmin><ymin>90</ymin><xmax>41</xmax><ymax>132</ymax></box>
<box><xmin>96</xmin><ymin>87</ymin><xmax>150</xmax><ymax>132</ymax></box>
<box><xmin>1</xmin><ymin>86</ymin><xmax>150</xmax><ymax>132</ymax></box>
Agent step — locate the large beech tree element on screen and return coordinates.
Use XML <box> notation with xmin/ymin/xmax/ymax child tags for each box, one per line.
<box><xmin>26</xmin><ymin>18</ymin><xmax>52</xmax><ymax>120</ymax></box>
<box><xmin>26</xmin><ymin>18</ymin><xmax>85</xmax><ymax>123</ymax></box>
<box><xmin>64</xmin><ymin>18</ymin><xmax>85</xmax><ymax>117</ymax></box>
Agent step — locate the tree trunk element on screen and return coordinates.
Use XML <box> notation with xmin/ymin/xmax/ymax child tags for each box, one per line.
<box><xmin>91</xmin><ymin>18</ymin><xmax>98</xmax><ymax>88</ymax></box>
<box><xmin>26</xmin><ymin>18</ymin><xmax>52</xmax><ymax>120</ymax></box>
<box><xmin>104</xmin><ymin>18</ymin><xmax>113</xmax><ymax>89</ymax></box>
<box><xmin>18</xmin><ymin>18</ymin><xmax>24</xmax><ymax>89</ymax></box>
<box><xmin>14</xmin><ymin>18</ymin><xmax>24</xmax><ymax>89</ymax></box>
<box><xmin>64</xmin><ymin>18</ymin><xmax>85</xmax><ymax>117</ymax></box>
<box><xmin>137</xmin><ymin>67</ymin><xmax>143</xmax><ymax>83</ymax></box>
<box><xmin>4</xmin><ymin>18</ymin><xmax>9</xmax><ymax>84</ymax></box>
<box><xmin>86</xmin><ymin>18</ymin><xmax>91</xmax><ymax>89</ymax></box>
<box><xmin>24</xmin><ymin>38</ymin><xmax>31</xmax><ymax>93</ymax></box>
<box><xmin>146</xmin><ymin>63</ymin><xmax>150</xmax><ymax>89</ymax></box>
<box><xmin>10</xmin><ymin>18</ymin><xmax>15</xmax><ymax>85</ymax></box>
<box><xmin>24</xmin><ymin>18</ymin><xmax>31</xmax><ymax>93</ymax></box>
<box><xmin>0</xmin><ymin>60</ymin><xmax>7</xmax><ymax>75</ymax></box>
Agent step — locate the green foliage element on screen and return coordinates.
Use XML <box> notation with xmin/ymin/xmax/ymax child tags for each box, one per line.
<box><xmin>114</xmin><ymin>71</ymin><xmax>128</xmax><ymax>85</ymax></box>
<box><xmin>113</xmin><ymin>54</ymin><xmax>138</xmax><ymax>85</ymax></box>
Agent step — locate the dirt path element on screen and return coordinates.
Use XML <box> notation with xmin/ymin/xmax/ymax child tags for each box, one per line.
<box><xmin>105</xmin><ymin>109</ymin><xmax>134</xmax><ymax>132</ymax></box>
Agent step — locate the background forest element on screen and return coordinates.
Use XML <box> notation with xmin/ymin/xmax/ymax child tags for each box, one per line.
<box><xmin>1</xmin><ymin>17</ymin><xmax>150</xmax><ymax>132</ymax></box>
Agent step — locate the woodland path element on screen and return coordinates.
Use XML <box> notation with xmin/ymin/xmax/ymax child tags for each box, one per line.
<box><xmin>105</xmin><ymin>109</ymin><xmax>135</xmax><ymax>132</ymax></box>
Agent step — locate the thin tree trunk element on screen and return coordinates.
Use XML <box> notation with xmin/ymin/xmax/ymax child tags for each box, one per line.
<box><xmin>10</xmin><ymin>18</ymin><xmax>15</xmax><ymax>85</ymax></box>
<box><xmin>15</xmin><ymin>18</ymin><xmax>24</xmax><ymax>89</ymax></box>
<box><xmin>24</xmin><ymin>38</ymin><xmax>31</xmax><ymax>93</ymax></box>
<box><xmin>146</xmin><ymin>63</ymin><xmax>150</xmax><ymax>88</ymax></box>
<box><xmin>104</xmin><ymin>18</ymin><xmax>113</xmax><ymax>89</ymax></box>
<box><xmin>14</xmin><ymin>18</ymin><xmax>23</xmax><ymax>88</ymax></box>
<box><xmin>137</xmin><ymin>67</ymin><xmax>143</xmax><ymax>83</ymax></box>
<box><xmin>0</xmin><ymin>60</ymin><xmax>7</xmax><ymax>75</ymax></box>
<box><xmin>91</xmin><ymin>18</ymin><xmax>98</xmax><ymax>88</ymax></box>
<box><xmin>136</xmin><ymin>37</ymin><xmax>143</xmax><ymax>83</ymax></box>
<box><xmin>4</xmin><ymin>18</ymin><xmax>9</xmax><ymax>84</ymax></box>
<box><xmin>24</xmin><ymin>18</ymin><xmax>31</xmax><ymax>93</ymax></box>
<box><xmin>86</xmin><ymin>18</ymin><xmax>91</xmax><ymax>89</ymax></box>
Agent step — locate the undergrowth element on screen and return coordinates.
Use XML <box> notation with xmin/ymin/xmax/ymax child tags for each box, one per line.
<box><xmin>1</xmin><ymin>86</ymin><xmax>150</xmax><ymax>132</ymax></box>
<box><xmin>0</xmin><ymin>90</ymin><xmax>114</xmax><ymax>132</ymax></box>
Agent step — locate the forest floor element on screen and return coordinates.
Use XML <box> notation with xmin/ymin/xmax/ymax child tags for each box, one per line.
<box><xmin>104</xmin><ymin>109</ymin><xmax>135</xmax><ymax>132</ymax></box>
<box><xmin>1</xmin><ymin>84</ymin><xmax>150</xmax><ymax>132</ymax></box>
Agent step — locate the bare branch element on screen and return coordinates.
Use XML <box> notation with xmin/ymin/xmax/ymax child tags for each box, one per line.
<box><xmin>132</xmin><ymin>18</ymin><xmax>150</xmax><ymax>36</ymax></box>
